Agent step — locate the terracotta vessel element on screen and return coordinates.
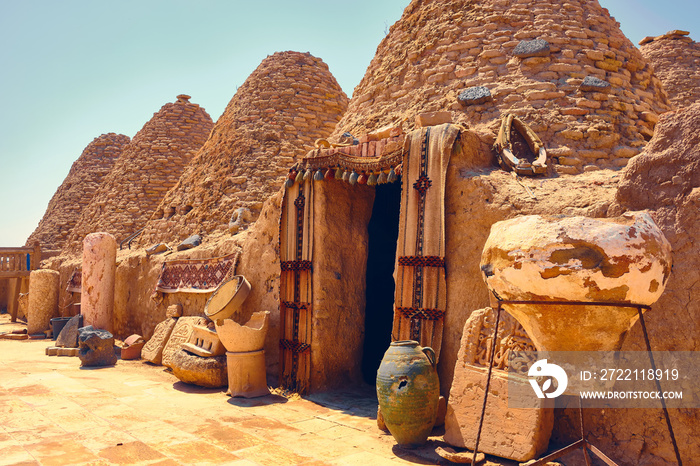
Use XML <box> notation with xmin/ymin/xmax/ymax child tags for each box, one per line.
<box><xmin>226</xmin><ymin>350</ymin><xmax>270</xmax><ymax>398</ymax></box>
<box><xmin>376</xmin><ymin>340</ymin><xmax>439</xmax><ymax>446</ymax></box>
<box><xmin>215</xmin><ymin>311</ymin><xmax>269</xmax><ymax>353</ymax></box>
<box><xmin>121</xmin><ymin>334</ymin><xmax>145</xmax><ymax>360</ymax></box>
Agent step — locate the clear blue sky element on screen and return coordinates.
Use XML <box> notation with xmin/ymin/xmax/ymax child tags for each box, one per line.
<box><xmin>0</xmin><ymin>0</ymin><xmax>697</xmax><ymax>246</ymax></box>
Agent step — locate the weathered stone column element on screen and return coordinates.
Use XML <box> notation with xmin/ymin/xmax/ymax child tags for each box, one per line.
<box><xmin>27</xmin><ymin>269</ymin><xmax>60</xmax><ymax>334</ymax></box>
<box><xmin>81</xmin><ymin>232</ymin><xmax>117</xmax><ymax>332</ymax></box>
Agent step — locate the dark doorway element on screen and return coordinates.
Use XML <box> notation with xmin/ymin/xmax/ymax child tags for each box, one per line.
<box><xmin>361</xmin><ymin>180</ymin><xmax>401</xmax><ymax>385</ymax></box>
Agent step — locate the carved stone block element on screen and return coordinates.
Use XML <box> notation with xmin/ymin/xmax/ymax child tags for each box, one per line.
<box><xmin>444</xmin><ymin>308</ymin><xmax>553</xmax><ymax>462</ymax></box>
<box><xmin>162</xmin><ymin>316</ymin><xmax>207</xmax><ymax>368</ymax></box>
<box><xmin>142</xmin><ymin>317</ymin><xmax>177</xmax><ymax>365</ymax></box>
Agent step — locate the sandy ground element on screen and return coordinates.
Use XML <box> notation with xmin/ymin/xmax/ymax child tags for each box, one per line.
<box><xmin>0</xmin><ymin>314</ymin><xmax>526</xmax><ymax>466</ymax></box>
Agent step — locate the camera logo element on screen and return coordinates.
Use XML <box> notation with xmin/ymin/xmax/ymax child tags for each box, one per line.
<box><xmin>528</xmin><ymin>359</ymin><xmax>568</xmax><ymax>399</ymax></box>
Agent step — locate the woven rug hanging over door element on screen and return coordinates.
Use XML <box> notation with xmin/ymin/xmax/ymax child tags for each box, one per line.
<box><xmin>279</xmin><ymin>177</ymin><xmax>314</xmax><ymax>393</ymax></box>
<box><xmin>393</xmin><ymin>123</ymin><xmax>460</xmax><ymax>360</ymax></box>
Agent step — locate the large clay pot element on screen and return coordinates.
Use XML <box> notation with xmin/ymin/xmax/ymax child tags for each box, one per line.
<box><xmin>376</xmin><ymin>340</ymin><xmax>439</xmax><ymax>446</ymax></box>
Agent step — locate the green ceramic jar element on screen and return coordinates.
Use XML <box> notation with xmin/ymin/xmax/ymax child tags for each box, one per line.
<box><xmin>376</xmin><ymin>340</ymin><xmax>439</xmax><ymax>446</ymax></box>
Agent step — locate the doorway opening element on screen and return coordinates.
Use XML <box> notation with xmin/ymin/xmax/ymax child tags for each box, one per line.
<box><xmin>361</xmin><ymin>180</ymin><xmax>401</xmax><ymax>385</ymax></box>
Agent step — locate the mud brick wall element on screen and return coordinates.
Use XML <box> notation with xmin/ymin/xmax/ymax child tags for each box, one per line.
<box><xmin>63</xmin><ymin>96</ymin><xmax>213</xmax><ymax>253</ymax></box>
<box><xmin>26</xmin><ymin>133</ymin><xmax>130</xmax><ymax>251</ymax></box>
<box><xmin>138</xmin><ymin>51</ymin><xmax>348</xmax><ymax>246</ymax></box>
<box><xmin>640</xmin><ymin>30</ymin><xmax>700</xmax><ymax>109</ymax></box>
<box><xmin>333</xmin><ymin>0</ymin><xmax>671</xmax><ymax>174</ymax></box>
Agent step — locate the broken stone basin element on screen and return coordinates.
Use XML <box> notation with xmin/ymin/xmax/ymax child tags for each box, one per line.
<box><xmin>480</xmin><ymin>212</ymin><xmax>672</xmax><ymax>351</ymax></box>
<box><xmin>215</xmin><ymin>311</ymin><xmax>270</xmax><ymax>353</ymax></box>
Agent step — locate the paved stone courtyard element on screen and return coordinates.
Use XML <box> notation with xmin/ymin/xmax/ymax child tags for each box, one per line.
<box><xmin>0</xmin><ymin>316</ymin><xmax>522</xmax><ymax>466</ymax></box>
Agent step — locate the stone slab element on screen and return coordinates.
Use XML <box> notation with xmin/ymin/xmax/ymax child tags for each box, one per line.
<box><xmin>56</xmin><ymin>315</ymin><xmax>82</xmax><ymax>348</ymax></box>
<box><xmin>444</xmin><ymin>365</ymin><xmax>553</xmax><ymax>461</ymax></box>
<box><xmin>58</xmin><ymin>347</ymin><xmax>79</xmax><ymax>357</ymax></box>
<box><xmin>580</xmin><ymin>76</ymin><xmax>611</xmax><ymax>93</ymax></box>
<box><xmin>457</xmin><ymin>86</ymin><xmax>492</xmax><ymax>106</ymax></box>
<box><xmin>177</xmin><ymin>234</ymin><xmax>202</xmax><ymax>251</ymax></box>
<box><xmin>166</xmin><ymin>304</ymin><xmax>183</xmax><ymax>318</ymax></box>
<box><xmin>415</xmin><ymin>111</ymin><xmax>452</xmax><ymax>128</ymax></box>
<box><xmin>162</xmin><ymin>316</ymin><xmax>207</xmax><ymax>368</ymax></box>
<box><xmin>1</xmin><ymin>333</ymin><xmax>28</xmax><ymax>340</ymax></box>
<box><xmin>443</xmin><ymin>308</ymin><xmax>552</xmax><ymax>462</ymax></box>
<box><xmin>513</xmin><ymin>38</ymin><xmax>550</xmax><ymax>58</ymax></box>
<box><xmin>141</xmin><ymin>317</ymin><xmax>177</xmax><ymax>365</ymax></box>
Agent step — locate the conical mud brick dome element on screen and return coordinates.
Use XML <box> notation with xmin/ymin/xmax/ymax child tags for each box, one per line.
<box><xmin>26</xmin><ymin>133</ymin><xmax>130</xmax><ymax>251</ymax></box>
<box><xmin>334</xmin><ymin>0</ymin><xmax>671</xmax><ymax>174</ymax></box>
<box><xmin>138</xmin><ymin>51</ymin><xmax>348</xmax><ymax>245</ymax></box>
<box><xmin>64</xmin><ymin>95</ymin><xmax>213</xmax><ymax>252</ymax></box>
<box><xmin>640</xmin><ymin>30</ymin><xmax>700</xmax><ymax>109</ymax></box>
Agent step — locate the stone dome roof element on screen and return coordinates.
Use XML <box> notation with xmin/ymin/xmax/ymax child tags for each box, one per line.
<box><xmin>26</xmin><ymin>133</ymin><xmax>130</xmax><ymax>251</ymax></box>
<box><xmin>333</xmin><ymin>0</ymin><xmax>672</xmax><ymax>174</ymax></box>
<box><xmin>640</xmin><ymin>30</ymin><xmax>700</xmax><ymax>109</ymax></box>
<box><xmin>138</xmin><ymin>51</ymin><xmax>348</xmax><ymax>245</ymax></box>
<box><xmin>63</xmin><ymin>96</ymin><xmax>213</xmax><ymax>252</ymax></box>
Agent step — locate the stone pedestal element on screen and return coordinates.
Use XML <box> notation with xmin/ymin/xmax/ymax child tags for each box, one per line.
<box><xmin>81</xmin><ymin>232</ymin><xmax>117</xmax><ymax>332</ymax></box>
<box><xmin>27</xmin><ymin>269</ymin><xmax>60</xmax><ymax>335</ymax></box>
<box><xmin>226</xmin><ymin>350</ymin><xmax>269</xmax><ymax>398</ymax></box>
<box><xmin>444</xmin><ymin>308</ymin><xmax>552</xmax><ymax>461</ymax></box>
<box><xmin>215</xmin><ymin>311</ymin><xmax>269</xmax><ymax>352</ymax></box>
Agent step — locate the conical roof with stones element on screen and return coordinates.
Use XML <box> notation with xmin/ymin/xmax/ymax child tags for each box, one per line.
<box><xmin>25</xmin><ymin>133</ymin><xmax>130</xmax><ymax>251</ymax></box>
<box><xmin>640</xmin><ymin>30</ymin><xmax>700</xmax><ymax>109</ymax></box>
<box><xmin>138</xmin><ymin>51</ymin><xmax>348</xmax><ymax>245</ymax></box>
<box><xmin>63</xmin><ymin>95</ymin><xmax>213</xmax><ymax>253</ymax></box>
<box><xmin>333</xmin><ymin>0</ymin><xmax>672</xmax><ymax>174</ymax></box>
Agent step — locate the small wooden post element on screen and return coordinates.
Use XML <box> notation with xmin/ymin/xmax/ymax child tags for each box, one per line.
<box><xmin>8</xmin><ymin>278</ymin><xmax>19</xmax><ymax>322</ymax></box>
<box><xmin>32</xmin><ymin>243</ymin><xmax>41</xmax><ymax>271</ymax></box>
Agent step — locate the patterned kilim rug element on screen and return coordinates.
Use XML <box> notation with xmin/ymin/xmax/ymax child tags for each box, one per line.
<box><xmin>392</xmin><ymin>123</ymin><xmax>460</xmax><ymax>360</ymax></box>
<box><xmin>279</xmin><ymin>178</ymin><xmax>314</xmax><ymax>394</ymax></box>
<box><xmin>154</xmin><ymin>251</ymin><xmax>239</xmax><ymax>295</ymax></box>
<box><xmin>66</xmin><ymin>268</ymin><xmax>82</xmax><ymax>293</ymax></box>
